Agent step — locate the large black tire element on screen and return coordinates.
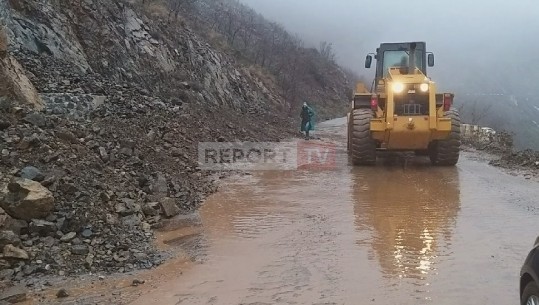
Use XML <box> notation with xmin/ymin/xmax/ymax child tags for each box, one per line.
<box><xmin>429</xmin><ymin>108</ymin><xmax>461</xmax><ymax>166</ymax></box>
<box><xmin>349</xmin><ymin>109</ymin><xmax>376</xmax><ymax>165</ymax></box>
<box><xmin>521</xmin><ymin>281</ymin><xmax>539</xmax><ymax>305</ymax></box>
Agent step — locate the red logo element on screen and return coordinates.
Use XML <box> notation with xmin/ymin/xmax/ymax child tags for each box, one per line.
<box><xmin>297</xmin><ymin>142</ymin><xmax>336</xmax><ymax>170</ymax></box>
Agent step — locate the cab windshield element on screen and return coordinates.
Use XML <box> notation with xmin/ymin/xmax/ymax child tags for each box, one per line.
<box><xmin>382</xmin><ymin>50</ymin><xmax>423</xmax><ymax>77</ymax></box>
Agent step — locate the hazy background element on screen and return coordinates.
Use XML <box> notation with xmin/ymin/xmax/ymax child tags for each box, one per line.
<box><xmin>241</xmin><ymin>0</ymin><xmax>539</xmax><ymax>149</ymax></box>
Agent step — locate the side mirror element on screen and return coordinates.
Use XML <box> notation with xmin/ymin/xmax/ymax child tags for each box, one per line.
<box><xmin>365</xmin><ymin>55</ymin><xmax>372</xmax><ymax>69</ymax></box>
<box><xmin>428</xmin><ymin>53</ymin><xmax>435</xmax><ymax>67</ymax></box>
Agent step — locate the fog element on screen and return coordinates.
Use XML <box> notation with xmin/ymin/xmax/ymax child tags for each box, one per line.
<box><xmin>241</xmin><ymin>0</ymin><xmax>539</xmax><ymax>95</ymax></box>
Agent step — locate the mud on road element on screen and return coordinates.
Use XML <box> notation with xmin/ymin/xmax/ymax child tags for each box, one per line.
<box><xmin>29</xmin><ymin>118</ymin><xmax>539</xmax><ymax>305</ymax></box>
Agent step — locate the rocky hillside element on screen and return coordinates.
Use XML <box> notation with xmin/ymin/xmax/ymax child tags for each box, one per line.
<box><xmin>0</xmin><ymin>0</ymin><xmax>354</xmax><ymax>287</ymax></box>
<box><xmin>180</xmin><ymin>0</ymin><xmax>357</xmax><ymax>118</ymax></box>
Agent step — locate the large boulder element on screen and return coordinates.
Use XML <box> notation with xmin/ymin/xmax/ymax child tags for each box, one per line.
<box><xmin>0</xmin><ymin>24</ymin><xmax>44</xmax><ymax>110</ymax></box>
<box><xmin>3</xmin><ymin>244</ymin><xmax>29</xmax><ymax>260</ymax></box>
<box><xmin>0</xmin><ymin>178</ymin><xmax>55</xmax><ymax>221</ymax></box>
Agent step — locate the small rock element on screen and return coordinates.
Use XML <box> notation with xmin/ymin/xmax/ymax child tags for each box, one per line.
<box><xmin>121</xmin><ymin>214</ymin><xmax>141</xmax><ymax>228</ymax></box>
<box><xmin>0</xmin><ymin>208</ymin><xmax>12</xmax><ymax>228</ymax></box>
<box><xmin>133</xmin><ymin>252</ymin><xmax>148</xmax><ymax>260</ymax></box>
<box><xmin>23</xmin><ymin>112</ymin><xmax>48</xmax><ymax>128</ymax></box>
<box><xmin>0</xmin><ymin>230</ymin><xmax>20</xmax><ymax>248</ymax></box>
<box><xmin>71</xmin><ymin>245</ymin><xmax>89</xmax><ymax>255</ymax></box>
<box><xmin>23</xmin><ymin>264</ymin><xmax>36</xmax><ymax>275</ymax></box>
<box><xmin>56</xmin><ymin>289</ymin><xmax>69</xmax><ymax>298</ymax></box>
<box><xmin>3</xmin><ymin>244</ymin><xmax>29</xmax><ymax>260</ymax></box>
<box><xmin>159</xmin><ymin>197</ymin><xmax>180</xmax><ymax>218</ymax></box>
<box><xmin>71</xmin><ymin>238</ymin><xmax>82</xmax><ymax>245</ymax></box>
<box><xmin>99</xmin><ymin>192</ymin><xmax>110</xmax><ymax>202</ymax></box>
<box><xmin>162</xmin><ymin>133</ymin><xmax>175</xmax><ymax>144</ymax></box>
<box><xmin>131</xmin><ymin>279</ymin><xmax>145</xmax><ymax>286</ymax></box>
<box><xmin>60</xmin><ymin>232</ymin><xmax>76</xmax><ymax>242</ymax></box>
<box><xmin>17</xmin><ymin>134</ymin><xmax>41</xmax><ymax>150</ymax></box>
<box><xmin>0</xmin><ymin>268</ymin><xmax>15</xmax><ymax>280</ymax></box>
<box><xmin>105</xmin><ymin>214</ymin><xmax>118</xmax><ymax>225</ymax></box>
<box><xmin>85</xmin><ymin>254</ymin><xmax>94</xmax><ymax>268</ymax></box>
<box><xmin>146</xmin><ymin>130</ymin><xmax>156</xmax><ymax>140</ymax></box>
<box><xmin>149</xmin><ymin>173</ymin><xmax>168</xmax><ymax>199</ymax></box>
<box><xmin>119</xmin><ymin>147</ymin><xmax>133</xmax><ymax>156</ymax></box>
<box><xmin>81</xmin><ymin>228</ymin><xmax>93</xmax><ymax>238</ymax></box>
<box><xmin>0</xmin><ymin>259</ymin><xmax>9</xmax><ymax>268</ymax></box>
<box><xmin>40</xmin><ymin>176</ymin><xmax>57</xmax><ymax>187</ymax></box>
<box><xmin>98</xmin><ymin>147</ymin><xmax>109</xmax><ymax>162</ymax></box>
<box><xmin>0</xmin><ymin>120</ymin><xmax>10</xmax><ymax>130</ymax></box>
<box><xmin>56</xmin><ymin>130</ymin><xmax>78</xmax><ymax>144</ymax></box>
<box><xmin>59</xmin><ymin>182</ymin><xmax>78</xmax><ymax>195</ymax></box>
<box><xmin>171</xmin><ymin>147</ymin><xmax>182</xmax><ymax>157</ymax></box>
<box><xmin>142</xmin><ymin>202</ymin><xmax>159</xmax><ymax>216</ymax></box>
<box><xmin>43</xmin><ymin>153</ymin><xmax>60</xmax><ymax>163</ymax></box>
<box><xmin>18</xmin><ymin>166</ymin><xmax>45</xmax><ymax>182</ymax></box>
<box><xmin>29</xmin><ymin>219</ymin><xmax>56</xmax><ymax>236</ymax></box>
<box><xmin>42</xmin><ymin>236</ymin><xmax>56</xmax><ymax>247</ymax></box>
<box><xmin>85</xmin><ymin>140</ymin><xmax>99</xmax><ymax>149</ymax></box>
<box><xmin>55</xmin><ymin>217</ymin><xmax>65</xmax><ymax>230</ymax></box>
<box><xmin>113</xmin><ymin>250</ymin><xmax>130</xmax><ymax>262</ymax></box>
<box><xmin>141</xmin><ymin>222</ymin><xmax>151</xmax><ymax>232</ymax></box>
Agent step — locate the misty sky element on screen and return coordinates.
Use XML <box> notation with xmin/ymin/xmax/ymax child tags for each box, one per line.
<box><xmin>241</xmin><ymin>0</ymin><xmax>539</xmax><ymax>96</ymax></box>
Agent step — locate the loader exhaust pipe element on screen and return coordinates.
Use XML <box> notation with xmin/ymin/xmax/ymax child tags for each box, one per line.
<box><xmin>409</xmin><ymin>42</ymin><xmax>416</xmax><ymax>74</ymax></box>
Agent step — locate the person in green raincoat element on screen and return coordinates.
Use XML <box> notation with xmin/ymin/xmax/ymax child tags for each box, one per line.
<box><xmin>300</xmin><ymin>102</ymin><xmax>315</xmax><ymax>140</ymax></box>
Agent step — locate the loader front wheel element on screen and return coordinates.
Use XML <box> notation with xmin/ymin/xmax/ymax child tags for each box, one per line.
<box><xmin>349</xmin><ymin>109</ymin><xmax>376</xmax><ymax>165</ymax></box>
<box><xmin>346</xmin><ymin>112</ymin><xmax>351</xmax><ymax>153</ymax></box>
<box><xmin>429</xmin><ymin>108</ymin><xmax>461</xmax><ymax>166</ymax></box>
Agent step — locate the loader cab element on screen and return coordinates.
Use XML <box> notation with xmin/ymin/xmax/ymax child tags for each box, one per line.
<box><xmin>365</xmin><ymin>42</ymin><xmax>435</xmax><ymax>90</ymax></box>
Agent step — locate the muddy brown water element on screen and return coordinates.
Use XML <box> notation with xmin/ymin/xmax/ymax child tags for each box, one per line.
<box><xmin>32</xmin><ymin>118</ymin><xmax>539</xmax><ymax>304</ymax></box>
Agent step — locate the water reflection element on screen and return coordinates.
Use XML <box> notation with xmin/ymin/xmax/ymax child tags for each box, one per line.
<box><xmin>352</xmin><ymin>164</ymin><xmax>461</xmax><ymax>281</ymax></box>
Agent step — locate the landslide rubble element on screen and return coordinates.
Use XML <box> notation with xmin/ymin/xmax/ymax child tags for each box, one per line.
<box><xmin>0</xmin><ymin>0</ymin><xmax>298</xmax><ymax>285</ymax></box>
<box><xmin>463</xmin><ymin>130</ymin><xmax>539</xmax><ymax>175</ymax></box>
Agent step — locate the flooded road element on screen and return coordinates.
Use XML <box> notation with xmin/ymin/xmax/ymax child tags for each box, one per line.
<box><xmin>126</xmin><ymin>118</ymin><xmax>538</xmax><ymax>305</ymax></box>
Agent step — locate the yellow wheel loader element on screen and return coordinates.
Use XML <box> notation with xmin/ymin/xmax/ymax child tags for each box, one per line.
<box><xmin>347</xmin><ymin>41</ymin><xmax>460</xmax><ymax>166</ymax></box>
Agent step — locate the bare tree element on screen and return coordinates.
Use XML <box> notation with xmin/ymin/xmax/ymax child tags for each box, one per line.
<box><xmin>167</xmin><ymin>0</ymin><xmax>197</xmax><ymax>21</ymax></box>
<box><xmin>465</xmin><ymin>99</ymin><xmax>493</xmax><ymax>125</ymax></box>
<box><xmin>185</xmin><ymin>0</ymin><xmax>350</xmax><ymax>116</ymax></box>
<box><xmin>319</xmin><ymin>41</ymin><xmax>336</xmax><ymax>62</ymax></box>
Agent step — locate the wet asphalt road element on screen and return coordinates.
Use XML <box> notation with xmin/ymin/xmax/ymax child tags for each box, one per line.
<box><xmin>126</xmin><ymin>118</ymin><xmax>539</xmax><ymax>305</ymax></box>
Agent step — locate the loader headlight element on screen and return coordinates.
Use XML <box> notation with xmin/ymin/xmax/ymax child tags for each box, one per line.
<box><xmin>419</xmin><ymin>83</ymin><xmax>429</xmax><ymax>92</ymax></box>
<box><xmin>392</xmin><ymin>82</ymin><xmax>405</xmax><ymax>93</ymax></box>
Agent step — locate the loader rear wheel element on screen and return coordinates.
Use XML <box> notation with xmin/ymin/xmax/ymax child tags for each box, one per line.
<box><xmin>429</xmin><ymin>108</ymin><xmax>461</xmax><ymax>166</ymax></box>
<box><xmin>349</xmin><ymin>109</ymin><xmax>376</xmax><ymax>165</ymax></box>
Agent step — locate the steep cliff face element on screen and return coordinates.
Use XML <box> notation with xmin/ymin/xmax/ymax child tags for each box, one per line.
<box><xmin>1</xmin><ymin>0</ymin><xmax>287</xmax><ymax>113</ymax></box>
